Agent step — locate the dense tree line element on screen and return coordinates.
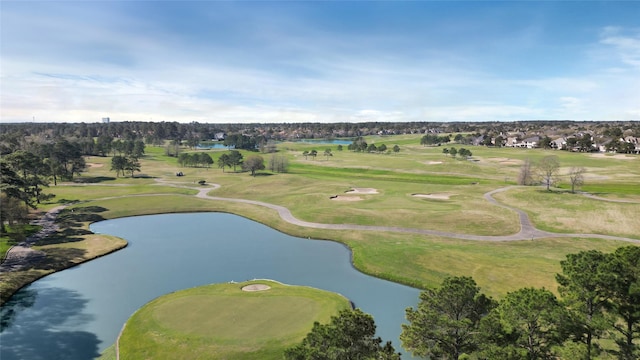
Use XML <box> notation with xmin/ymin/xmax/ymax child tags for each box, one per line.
<box><xmin>420</xmin><ymin>134</ymin><xmax>451</xmax><ymax>146</ymax></box>
<box><xmin>0</xmin><ymin>137</ymin><xmax>86</xmax><ymax>233</ymax></box>
<box><xmin>2</xmin><ymin>122</ymin><xmax>639</xmax><ymax>155</ymax></box>
<box><xmin>400</xmin><ymin>246</ymin><xmax>640</xmax><ymax>360</ymax></box>
<box><xmin>347</xmin><ymin>137</ymin><xmax>398</xmax><ymax>154</ymax></box>
<box><xmin>284</xmin><ymin>246</ymin><xmax>638</xmax><ymax>360</ymax></box>
<box><xmin>177</xmin><ymin>153</ymin><xmax>214</xmax><ymax>168</ymax></box>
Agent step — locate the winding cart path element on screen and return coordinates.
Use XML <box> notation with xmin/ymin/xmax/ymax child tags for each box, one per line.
<box><xmin>3</xmin><ymin>183</ymin><xmax>639</xmax><ymax>274</ymax></box>
<box><xmin>194</xmin><ymin>185</ymin><xmax>640</xmax><ymax>243</ymax></box>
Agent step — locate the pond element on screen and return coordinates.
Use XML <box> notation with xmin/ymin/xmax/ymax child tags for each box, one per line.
<box><xmin>0</xmin><ymin>213</ymin><xmax>420</xmax><ymax>360</ymax></box>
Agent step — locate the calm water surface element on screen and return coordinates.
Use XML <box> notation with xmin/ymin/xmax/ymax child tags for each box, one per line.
<box><xmin>0</xmin><ymin>213</ymin><xmax>420</xmax><ymax>360</ymax></box>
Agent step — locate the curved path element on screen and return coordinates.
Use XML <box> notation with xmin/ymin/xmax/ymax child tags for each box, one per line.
<box><xmin>0</xmin><ymin>205</ymin><xmax>67</xmax><ymax>272</ymax></box>
<box><xmin>3</xmin><ymin>182</ymin><xmax>639</xmax><ymax>274</ymax></box>
<box><xmin>194</xmin><ymin>185</ymin><xmax>640</xmax><ymax>244</ymax></box>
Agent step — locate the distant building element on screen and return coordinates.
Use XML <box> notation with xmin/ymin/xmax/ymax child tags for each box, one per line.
<box><xmin>213</xmin><ymin>132</ymin><xmax>225</xmax><ymax>141</ymax></box>
<box><xmin>102</xmin><ymin>117</ymin><xmax>110</xmax><ymax>123</ymax></box>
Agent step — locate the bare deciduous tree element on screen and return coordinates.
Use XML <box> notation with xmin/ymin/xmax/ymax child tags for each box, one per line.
<box><xmin>537</xmin><ymin>155</ymin><xmax>560</xmax><ymax>191</ymax></box>
<box><xmin>568</xmin><ymin>167</ymin><xmax>586</xmax><ymax>193</ymax></box>
<box><xmin>518</xmin><ymin>158</ymin><xmax>534</xmax><ymax>185</ymax></box>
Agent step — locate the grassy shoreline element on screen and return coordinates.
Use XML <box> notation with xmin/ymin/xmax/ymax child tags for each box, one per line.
<box><xmin>1</xmin><ymin>138</ymin><xmax>638</xmax><ymax>305</ymax></box>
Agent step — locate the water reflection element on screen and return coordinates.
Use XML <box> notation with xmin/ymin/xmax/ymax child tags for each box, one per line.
<box><xmin>0</xmin><ymin>287</ymin><xmax>100</xmax><ymax>360</ymax></box>
<box><xmin>1</xmin><ymin>213</ymin><xmax>420</xmax><ymax>358</ymax></box>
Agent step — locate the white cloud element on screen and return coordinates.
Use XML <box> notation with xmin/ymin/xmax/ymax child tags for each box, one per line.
<box><xmin>599</xmin><ymin>27</ymin><xmax>640</xmax><ymax>68</ymax></box>
<box><xmin>2</xmin><ymin>3</ymin><xmax>639</xmax><ymax>123</ymax></box>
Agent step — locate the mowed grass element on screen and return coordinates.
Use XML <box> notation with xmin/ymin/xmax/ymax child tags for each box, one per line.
<box><xmin>345</xmin><ymin>232</ymin><xmax>628</xmax><ymax>297</ymax></box>
<box><xmin>117</xmin><ymin>280</ymin><xmax>351</xmax><ymax>360</ymax></box>
<box><xmin>6</xmin><ymin>135</ymin><xmax>638</xmax><ymax>304</ymax></box>
<box><xmin>493</xmin><ymin>187</ymin><xmax>640</xmax><ymax>239</ymax></box>
<box><xmin>47</xmin><ymin>138</ymin><xmax>640</xmax><ymax>296</ymax></box>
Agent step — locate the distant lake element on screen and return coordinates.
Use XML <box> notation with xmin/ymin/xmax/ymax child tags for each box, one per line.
<box><xmin>196</xmin><ymin>142</ymin><xmax>232</xmax><ymax>149</ymax></box>
<box><xmin>293</xmin><ymin>138</ymin><xmax>353</xmax><ymax>145</ymax></box>
<box><xmin>0</xmin><ymin>213</ymin><xmax>420</xmax><ymax>360</ymax></box>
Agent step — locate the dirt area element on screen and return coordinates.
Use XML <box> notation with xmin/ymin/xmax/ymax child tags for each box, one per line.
<box><xmin>590</xmin><ymin>153</ymin><xmax>636</xmax><ymax>160</ymax></box>
<box><xmin>485</xmin><ymin>157</ymin><xmax>522</xmax><ymax>165</ymax></box>
<box><xmin>345</xmin><ymin>188</ymin><xmax>378</xmax><ymax>194</ymax></box>
<box><xmin>412</xmin><ymin>193</ymin><xmax>454</xmax><ymax>200</ymax></box>
<box><xmin>330</xmin><ymin>196</ymin><xmax>363</xmax><ymax>201</ymax></box>
<box><xmin>241</xmin><ymin>284</ymin><xmax>271</xmax><ymax>291</ymax></box>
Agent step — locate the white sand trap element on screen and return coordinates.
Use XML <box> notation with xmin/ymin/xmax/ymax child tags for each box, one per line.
<box><xmin>87</xmin><ymin>163</ymin><xmax>104</xmax><ymax>168</ymax></box>
<box><xmin>425</xmin><ymin>161</ymin><xmax>443</xmax><ymax>165</ymax></box>
<box><xmin>331</xmin><ymin>196</ymin><xmax>363</xmax><ymax>201</ymax></box>
<box><xmin>590</xmin><ymin>153</ymin><xmax>636</xmax><ymax>160</ymax></box>
<box><xmin>241</xmin><ymin>284</ymin><xmax>271</xmax><ymax>292</ymax></box>
<box><xmin>345</xmin><ymin>188</ymin><xmax>378</xmax><ymax>194</ymax></box>
<box><xmin>412</xmin><ymin>193</ymin><xmax>454</xmax><ymax>200</ymax></box>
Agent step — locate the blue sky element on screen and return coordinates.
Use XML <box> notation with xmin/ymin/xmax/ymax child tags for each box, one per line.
<box><xmin>1</xmin><ymin>1</ymin><xmax>639</xmax><ymax>123</ymax></box>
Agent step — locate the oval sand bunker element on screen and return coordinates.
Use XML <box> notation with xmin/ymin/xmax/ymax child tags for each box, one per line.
<box><xmin>242</xmin><ymin>284</ymin><xmax>271</xmax><ymax>291</ymax></box>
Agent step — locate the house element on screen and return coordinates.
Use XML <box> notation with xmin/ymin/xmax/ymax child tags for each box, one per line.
<box><xmin>505</xmin><ymin>137</ymin><xmax>519</xmax><ymax>147</ymax></box>
<box><xmin>624</xmin><ymin>136</ymin><xmax>640</xmax><ymax>154</ymax></box>
<box><xmin>521</xmin><ymin>136</ymin><xmax>540</xmax><ymax>148</ymax></box>
<box><xmin>551</xmin><ymin>137</ymin><xmax>567</xmax><ymax>150</ymax></box>
<box><xmin>213</xmin><ymin>132</ymin><xmax>226</xmax><ymax>141</ymax></box>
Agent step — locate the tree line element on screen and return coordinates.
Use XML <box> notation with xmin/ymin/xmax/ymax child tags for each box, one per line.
<box><xmin>285</xmin><ymin>246</ymin><xmax>639</xmax><ymax>360</ymax></box>
<box><xmin>347</xmin><ymin>137</ymin><xmax>400</xmax><ymax>153</ymax></box>
<box><xmin>0</xmin><ymin>139</ymin><xmax>86</xmax><ymax>233</ymax></box>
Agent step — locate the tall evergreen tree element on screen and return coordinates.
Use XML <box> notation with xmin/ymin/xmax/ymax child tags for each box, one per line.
<box><xmin>401</xmin><ymin>276</ymin><xmax>495</xmax><ymax>359</ymax></box>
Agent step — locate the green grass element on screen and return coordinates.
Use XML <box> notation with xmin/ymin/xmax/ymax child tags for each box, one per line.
<box><xmin>4</xmin><ymin>135</ymin><xmax>639</xmax><ymax>304</ymax></box>
<box><xmin>493</xmin><ymin>187</ymin><xmax>640</xmax><ymax>239</ymax></box>
<box><xmin>0</xmin><ymin>224</ymin><xmax>41</xmax><ymax>259</ymax></box>
<box><xmin>117</xmin><ymin>280</ymin><xmax>351</xmax><ymax>360</ymax></box>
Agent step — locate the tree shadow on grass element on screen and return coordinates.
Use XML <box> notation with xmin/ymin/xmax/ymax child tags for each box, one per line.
<box><xmin>72</xmin><ymin>176</ymin><xmax>116</xmax><ymax>184</ymax></box>
<box><xmin>0</xmin><ymin>286</ymin><xmax>101</xmax><ymax>360</ymax></box>
<box><xmin>35</xmin><ymin>206</ymin><xmax>108</xmax><ymax>246</ymax></box>
<box><xmin>34</xmin><ymin>248</ymin><xmax>88</xmax><ymax>270</ymax></box>
<box><xmin>56</xmin><ymin>206</ymin><xmax>108</xmax><ymax>228</ymax></box>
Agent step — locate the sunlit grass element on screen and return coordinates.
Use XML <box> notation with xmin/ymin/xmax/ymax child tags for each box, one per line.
<box><xmin>117</xmin><ymin>281</ymin><xmax>350</xmax><ymax>360</ymax></box>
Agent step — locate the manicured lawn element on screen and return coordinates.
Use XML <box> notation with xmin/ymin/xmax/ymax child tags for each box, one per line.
<box><xmin>4</xmin><ymin>135</ymin><xmax>639</xmax><ymax>304</ymax></box>
<box><xmin>117</xmin><ymin>280</ymin><xmax>351</xmax><ymax>360</ymax></box>
<box><xmin>493</xmin><ymin>187</ymin><xmax>640</xmax><ymax>239</ymax></box>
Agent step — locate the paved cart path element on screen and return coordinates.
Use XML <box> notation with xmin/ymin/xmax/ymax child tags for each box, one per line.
<box><xmin>3</xmin><ymin>184</ymin><xmax>639</xmax><ymax>274</ymax></box>
<box><xmin>194</xmin><ymin>185</ymin><xmax>640</xmax><ymax>243</ymax></box>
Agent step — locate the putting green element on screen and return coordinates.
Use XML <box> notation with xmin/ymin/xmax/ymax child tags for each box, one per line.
<box><xmin>117</xmin><ymin>280</ymin><xmax>351</xmax><ymax>360</ymax></box>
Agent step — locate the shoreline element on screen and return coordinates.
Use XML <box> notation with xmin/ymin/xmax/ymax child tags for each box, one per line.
<box><xmin>2</xmin><ymin>184</ymin><xmax>639</xmax><ymax>306</ymax></box>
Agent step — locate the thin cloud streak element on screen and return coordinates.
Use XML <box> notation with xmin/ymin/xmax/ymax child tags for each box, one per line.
<box><xmin>1</xmin><ymin>2</ymin><xmax>639</xmax><ymax>123</ymax></box>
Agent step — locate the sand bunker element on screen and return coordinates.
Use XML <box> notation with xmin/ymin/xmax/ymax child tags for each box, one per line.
<box><xmin>345</xmin><ymin>188</ymin><xmax>378</xmax><ymax>194</ymax></box>
<box><xmin>87</xmin><ymin>163</ymin><xmax>104</xmax><ymax>168</ymax></box>
<box><xmin>590</xmin><ymin>153</ymin><xmax>636</xmax><ymax>160</ymax></box>
<box><xmin>330</xmin><ymin>196</ymin><xmax>363</xmax><ymax>201</ymax></box>
<box><xmin>412</xmin><ymin>193</ymin><xmax>454</xmax><ymax>200</ymax></box>
<box><xmin>241</xmin><ymin>284</ymin><xmax>271</xmax><ymax>292</ymax></box>
<box><xmin>425</xmin><ymin>161</ymin><xmax>443</xmax><ymax>165</ymax></box>
<box><xmin>486</xmin><ymin>157</ymin><xmax>521</xmax><ymax>165</ymax></box>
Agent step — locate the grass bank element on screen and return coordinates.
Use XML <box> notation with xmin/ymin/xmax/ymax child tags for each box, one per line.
<box><xmin>2</xmin><ymin>136</ymin><xmax>638</xmax><ymax>304</ymax></box>
<box><xmin>114</xmin><ymin>280</ymin><xmax>350</xmax><ymax>360</ymax></box>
